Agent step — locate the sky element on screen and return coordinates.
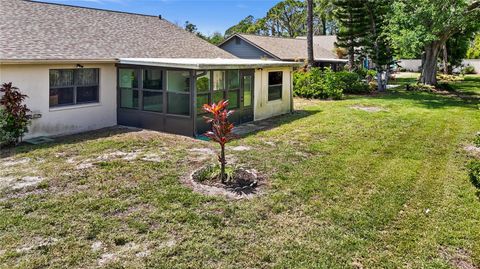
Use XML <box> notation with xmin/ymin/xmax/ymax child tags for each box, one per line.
<box><xmin>35</xmin><ymin>0</ymin><xmax>281</xmax><ymax>35</ymax></box>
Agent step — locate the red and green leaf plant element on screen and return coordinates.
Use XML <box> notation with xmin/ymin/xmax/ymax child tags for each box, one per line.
<box><xmin>203</xmin><ymin>100</ymin><xmax>236</xmax><ymax>184</ymax></box>
<box><xmin>0</xmin><ymin>82</ymin><xmax>31</xmax><ymax>146</ymax></box>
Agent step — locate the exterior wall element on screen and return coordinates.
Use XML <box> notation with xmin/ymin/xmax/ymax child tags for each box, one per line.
<box><xmin>220</xmin><ymin>37</ymin><xmax>275</xmax><ymax>60</ymax></box>
<box><xmin>0</xmin><ymin>63</ymin><xmax>117</xmax><ymax>138</ymax></box>
<box><xmin>397</xmin><ymin>59</ymin><xmax>422</xmax><ymax>72</ymax></box>
<box><xmin>398</xmin><ymin>59</ymin><xmax>480</xmax><ymax>74</ymax></box>
<box><xmin>254</xmin><ymin>67</ymin><xmax>293</xmax><ymax>121</ymax></box>
<box><xmin>462</xmin><ymin>59</ymin><xmax>480</xmax><ymax>74</ymax></box>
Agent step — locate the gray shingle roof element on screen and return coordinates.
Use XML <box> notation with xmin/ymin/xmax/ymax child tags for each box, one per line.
<box><xmin>234</xmin><ymin>34</ymin><xmax>338</xmax><ymax>61</ymax></box>
<box><xmin>0</xmin><ymin>0</ymin><xmax>235</xmax><ymax>61</ymax></box>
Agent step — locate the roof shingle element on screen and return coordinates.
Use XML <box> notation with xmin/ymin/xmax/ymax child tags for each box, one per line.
<box><xmin>233</xmin><ymin>34</ymin><xmax>338</xmax><ymax>61</ymax></box>
<box><xmin>0</xmin><ymin>0</ymin><xmax>235</xmax><ymax>60</ymax></box>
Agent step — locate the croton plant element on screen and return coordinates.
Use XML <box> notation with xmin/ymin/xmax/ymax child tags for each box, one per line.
<box><xmin>202</xmin><ymin>100</ymin><xmax>236</xmax><ymax>183</ymax></box>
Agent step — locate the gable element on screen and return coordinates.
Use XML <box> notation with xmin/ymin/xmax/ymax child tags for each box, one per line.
<box><xmin>219</xmin><ymin>36</ymin><xmax>276</xmax><ymax>60</ymax></box>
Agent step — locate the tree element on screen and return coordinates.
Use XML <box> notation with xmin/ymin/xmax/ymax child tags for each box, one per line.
<box><xmin>207</xmin><ymin>32</ymin><xmax>225</xmax><ymax>45</ymax></box>
<box><xmin>314</xmin><ymin>0</ymin><xmax>337</xmax><ymax>35</ymax></box>
<box><xmin>307</xmin><ymin>0</ymin><xmax>315</xmax><ymax>68</ymax></box>
<box><xmin>441</xmin><ymin>31</ymin><xmax>476</xmax><ymax>73</ymax></box>
<box><xmin>364</xmin><ymin>0</ymin><xmax>394</xmax><ymax>91</ymax></box>
<box><xmin>184</xmin><ymin>21</ymin><xmax>198</xmax><ymax>33</ymax></box>
<box><xmin>224</xmin><ymin>15</ymin><xmax>258</xmax><ymax>37</ymax></box>
<box><xmin>203</xmin><ymin>100</ymin><xmax>236</xmax><ymax>184</ymax></box>
<box><xmin>388</xmin><ymin>0</ymin><xmax>480</xmax><ymax>85</ymax></box>
<box><xmin>466</xmin><ymin>33</ymin><xmax>480</xmax><ymax>59</ymax></box>
<box><xmin>334</xmin><ymin>0</ymin><xmax>369</xmax><ymax>70</ymax></box>
<box><xmin>265</xmin><ymin>0</ymin><xmax>306</xmax><ymax>37</ymax></box>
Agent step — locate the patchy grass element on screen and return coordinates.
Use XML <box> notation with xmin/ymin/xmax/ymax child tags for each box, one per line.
<box><xmin>1</xmin><ymin>77</ymin><xmax>480</xmax><ymax>268</ymax></box>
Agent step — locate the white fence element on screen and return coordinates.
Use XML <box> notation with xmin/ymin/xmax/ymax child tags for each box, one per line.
<box><xmin>397</xmin><ymin>59</ymin><xmax>480</xmax><ymax>74</ymax></box>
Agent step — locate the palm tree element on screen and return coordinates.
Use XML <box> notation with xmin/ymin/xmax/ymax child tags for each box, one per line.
<box><xmin>306</xmin><ymin>0</ymin><xmax>314</xmax><ymax>68</ymax></box>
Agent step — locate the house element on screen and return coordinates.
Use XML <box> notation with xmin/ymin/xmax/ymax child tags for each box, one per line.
<box><xmin>0</xmin><ymin>0</ymin><xmax>301</xmax><ymax>138</ymax></box>
<box><xmin>218</xmin><ymin>34</ymin><xmax>347</xmax><ymax>70</ymax></box>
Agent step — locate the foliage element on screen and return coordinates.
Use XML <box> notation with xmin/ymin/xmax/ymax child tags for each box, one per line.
<box><xmin>0</xmin><ymin>108</ymin><xmax>15</xmax><ymax>148</ymax></box>
<box><xmin>441</xmin><ymin>31</ymin><xmax>475</xmax><ymax>72</ymax></box>
<box><xmin>203</xmin><ymin>100</ymin><xmax>236</xmax><ymax>183</ymax></box>
<box><xmin>334</xmin><ymin>0</ymin><xmax>369</xmax><ymax>69</ymax></box>
<box><xmin>467</xmin><ymin>160</ymin><xmax>480</xmax><ymax>189</ymax></box>
<box><xmin>474</xmin><ymin>132</ymin><xmax>480</xmax><ymax>147</ymax></box>
<box><xmin>225</xmin><ymin>0</ymin><xmax>339</xmax><ymax>38</ymax></box>
<box><xmin>466</xmin><ymin>33</ymin><xmax>480</xmax><ymax>59</ymax></box>
<box><xmin>462</xmin><ymin>65</ymin><xmax>477</xmax><ymax>75</ymax></box>
<box><xmin>386</xmin><ymin>0</ymin><xmax>480</xmax><ymax>84</ymax></box>
<box><xmin>193</xmin><ymin>164</ymin><xmax>235</xmax><ymax>183</ymax></box>
<box><xmin>437</xmin><ymin>74</ymin><xmax>464</xmax><ymax>82</ymax></box>
<box><xmin>293</xmin><ymin>68</ymin><xmax>343</xmax><ymax>99</ymax></box>
<box><xmin>0</xmin><ymin>82</ymin><xmax>31</xmax><ymax>146</ymax></box>
<box><xmin>405</xmin><ymin>84</ymin><xmax>436</xmax><ymax>92</ymax></box>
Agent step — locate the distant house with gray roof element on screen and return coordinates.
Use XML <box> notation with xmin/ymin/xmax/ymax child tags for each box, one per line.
<box><xmin>0</xmin><ymin>0</ymin><xmax>300</xmax><ymax>138</ymax></box>
<box><xmin>219</xmin><ymin>34</ymin><xmax>346</xmax><ymax>70</ymax></box>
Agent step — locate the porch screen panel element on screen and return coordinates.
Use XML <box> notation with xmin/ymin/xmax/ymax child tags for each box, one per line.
<box><xmin>119</xmin><ymin>69</ymin><xmax>139</xmax><ymax>109</ymax></box>
<box><xmin>167</xmin><ymin>71</ymin><xmax>190</xmax><ymax>116</ymax></box>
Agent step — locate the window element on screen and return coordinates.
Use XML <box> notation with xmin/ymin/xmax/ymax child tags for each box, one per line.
<box><xmin>143</xmin><ymin>69</ymin><xmax>162</xmax><ymax>90</ymax></box>
<box><xmin>196</xmin><ymin>71</ymin><xmax>211</xmax><ymax>114</ymax></box>
<box><xmin>227</xmin><ymin>70</ymin><xmax>240</xmax><ymax>89</ymax></box>
<box><xmin>213</xmin><ymin>71</ymin><xmax>225</xmax><ymax>91</ymax></box>
<box><xmin>268</xmin><ymin>71</ymin><xmax>283</xmax><ymax>101</ymax></box>
<box><xmin>119</xmin><ymin>69</ymin><xmax>139</xmax><ymax>109</ymax></box>
<box><xmin>49</xmin><ymin>68</ymin><xmax>99</xmax><ymax>107</ymax></box>
<box><xmin>243</xmin><ymin>75</ymin><xmax>252</xmax><ymax>107</ymax></box>
<box><xmin>167</xmin><ymin>71</ymin><xmax>190</xmax><ymax>116</ymax></box>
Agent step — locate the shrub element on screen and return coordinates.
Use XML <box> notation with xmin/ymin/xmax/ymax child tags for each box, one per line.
<box><xmin>462</xmin><ymin>65</ymin><xmax>476</xmax><ymax>75</ymax></box>
<box><xmin>405</xmin><ymin>84</ymin><xmax>435</xmax><ymax>92</ymax></box>
<box><xmin>369</xmin><ymin>81</ymin><xmax>378</xmax><ymax>92</ymax></box>
<box><xmin>293</xmin><ymin>68</ymin><xmax>343</xmax><ymax>100</ymax></box>
<box><xmin>467</xmin><ymin>160</ymin><xmax>480</xmax><ymax>189</ymax></box>
<box><xmin>437</xmin><ymin>74</ymin><xmax>464</xmax><ymax>82</ymax></box>
<box><xmin>202</xmin><ymin>100</ymin><xmax>236</xmax><ymax>183</ymax></box>
<box><xmin>0</xmin><ymin>83</ymin><xmax>31</xmax><ymax>147</ymax></box>
<box><xmin>336</xmin><ymin>71</ymin><xmax>372</xmax><ymax>94</ymax></box>
<box><xmin>474</xmin><ymin>133</ymin><xmax>480</xmax><ymax>147</ymax></box>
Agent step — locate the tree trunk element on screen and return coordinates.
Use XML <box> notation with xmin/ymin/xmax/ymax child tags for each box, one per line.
<box><xmin>306</xmin><ymin>0</ymin><xmax>314</xmax><ymax>68</ymax></box>
<box><xmin>421</xmin><ymin>41</ymin><xmax>441</xmax><ymax>85</ymax></box>
<box><xmin>220</xmin><ymin>144</ymin><xmax>226</xmax><ymax>184</ymax></box>
<box><xmin>442</xmin><ymin>43</ymin><xmax>449</xmax><ymax>74</ymax></box>
<box><xmin>321</xmin><ymin>17</ymin><xmax>327</xmax><ymax>35</ymax></box>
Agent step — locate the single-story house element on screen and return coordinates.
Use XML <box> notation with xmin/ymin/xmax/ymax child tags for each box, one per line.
<box><xmin>218</xmin><ymin>34</ymin><xmax>347</xmax><ymax>70</ymax></box>
<box><xmin>0</xmin><ymin>0</ymin><xmax>301</xmax><ymax>138</ymax></box>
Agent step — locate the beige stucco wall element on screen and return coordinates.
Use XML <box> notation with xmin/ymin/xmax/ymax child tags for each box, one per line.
<box><xmin>0</xmin><ymin>63</ymin><xmax>117</xmax><ymax>138</ymax></box>
<box><xmin>254</xmin><ymin>67</ymin><xmax>293</xmax><ymax>121</ymax></box>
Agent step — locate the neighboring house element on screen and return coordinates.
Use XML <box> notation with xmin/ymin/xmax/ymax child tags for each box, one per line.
<box><xmin>0</xmin><ymin>0</ymin><xmax>300</xmax><ymax>138</ymax></box>
<box><xmin>218</xmin><ymin>34</ymin><xmax>347</xmax><ymax>70</ymax></box>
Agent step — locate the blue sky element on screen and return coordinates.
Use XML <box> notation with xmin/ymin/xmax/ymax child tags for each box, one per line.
<box><xmin>36</xmin><ymin>0</ymin><xmax>281</xmax><ymax>35</ymax></box>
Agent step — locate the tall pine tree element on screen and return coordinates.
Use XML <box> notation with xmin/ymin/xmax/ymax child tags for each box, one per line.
<box><xmin>364</xmin><ymin>0</ymin><xmax>394</xmax><ymax>91</ymax></box>
<box><xmin>334</xmin><ymin>0</ymin><xmax>369</xmax><ymax>70</ymax></box>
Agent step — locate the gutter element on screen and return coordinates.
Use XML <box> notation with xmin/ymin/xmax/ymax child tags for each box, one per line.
<box><xmin>0</xmin><ymin>59</ymin><xmax>118</xmax><ymax>65</ymax></box>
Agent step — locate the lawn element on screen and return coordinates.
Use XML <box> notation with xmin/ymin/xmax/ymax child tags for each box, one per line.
<box><xmin>1</xmin><ymin>75</ymin><xmax>479</xmax><ymax>268</ymax></box>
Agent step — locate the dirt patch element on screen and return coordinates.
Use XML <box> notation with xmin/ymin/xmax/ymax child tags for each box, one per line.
<box><xmin>0</xmin><ymin>176</ymin><xmax>43</xmax><ymax>191</ymax></box>
<box><xmin>230</xmin><ymin>146</ymin><xmax>252</xmax><ymax>151</ymax></box>
<box><xmin>1</xmin><ymin>157</ymin><xmax>31</xmax><ymax>167</ymax></box>
<box><xmin>16</xmin><ymin>237</ymin><xmax>58</xmax><ymax>253</ymax></box>
<box><xmin>465</xmin><ymin>145</ymin><xmax>480</xmax><ymax>158</ymax></box>
<box><xmin>439</xmin><ymin>247</ymin><xmax>478</xmax><ymax>269</ymax></box>
<box><xmin>351</xmin><ymin>105</ymin><xmax>387</xmax><ymax>112</ymax></box>
<box><xmin>140</xmin><ymin>153</ymin><xmax>164</xmax><ymax>163</ymax></box>
<box><xmin>182</xmin><ymin>165</ymin><xmax>265</xmax><ymax>200</ymax></box>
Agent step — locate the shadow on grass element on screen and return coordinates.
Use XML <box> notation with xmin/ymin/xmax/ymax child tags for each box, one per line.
<box><xmin>235</xmin><ymin>109</ymin><xmax>322</xmax><ymax>138</ymax></box>
<box><xmin>348</xmin><ymin>85</ymin><xmax>479</xmax><ymax>110</ymax></box>
<box><xmin>0</xmin><ymin>126</ymin><xmax>140</xmax><ymax>158</ymax></box>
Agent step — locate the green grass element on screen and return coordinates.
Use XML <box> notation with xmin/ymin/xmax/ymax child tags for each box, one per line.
<box><xmin>1</xmin><ymin>76</ymin><xmax>479</xmax><ymax>268</ymax></box>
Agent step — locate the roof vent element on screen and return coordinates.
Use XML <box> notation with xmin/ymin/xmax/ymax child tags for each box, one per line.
<box><xmin>158</xmin><ymin>15</ymin><xmax>162</xmax><ymax>20</ymax></box>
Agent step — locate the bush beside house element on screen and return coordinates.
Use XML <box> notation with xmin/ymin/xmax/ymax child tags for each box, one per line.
<box><xmin>293</xmin><ymin>68</ymin><xmax>373</xmax><ymax>99</ymax></box>
<box><xmin>0</xmin><ymin>82</ymin><xmax>31</xmax><ymax>147</ymax></box>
